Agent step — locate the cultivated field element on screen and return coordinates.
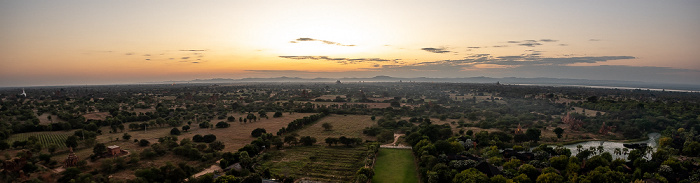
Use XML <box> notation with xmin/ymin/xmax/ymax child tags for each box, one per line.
<box><xmin>373</xmin><ymin>148</ymin><xmax>418</xmax><ymax>183</ymax></box>
<box><xmin>261</xmin><ymin>145</ymin><xmax>367</xmax><ymax>182</ymax></box>
<box><xmin>296</xmin><ymin>114</ymin><xmax>377</xmax><ymax>142</ymax></box>
<box><xmin>7</xmin><ymin>131</ymin><xmax>72</xmax><ymax>148</ymax></box>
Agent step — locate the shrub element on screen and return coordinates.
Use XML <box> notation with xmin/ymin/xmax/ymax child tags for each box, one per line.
<box><xmin>216</xmin><ymin>122</ymin><xmax>230</xmax><ymax>128</ymax></box>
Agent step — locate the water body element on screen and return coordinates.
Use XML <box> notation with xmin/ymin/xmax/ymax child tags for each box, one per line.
<box><xmin>545</xmin><ymin>133</ymin><xmax>660</xmax><ymax>160</ymax></box>
<box><xmin>513</xmin><ymin>84</ymin><xmax>699</xmax><ymax>93</ymax></box>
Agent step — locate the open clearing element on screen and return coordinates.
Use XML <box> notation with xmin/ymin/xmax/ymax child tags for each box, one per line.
<box><xmin>261</xmin><ymin>145</ymin><xmax>367</xmax><ymax>182</ymax></box>
<box><xmin>372</xmin><ymin>148</ymin><xmax>418</xmax><ymax>183</ymax></box>
<box><xmin>296</xmin><ymin>114</ymin><xmax>377</xmax><ymax>142</ymax></box>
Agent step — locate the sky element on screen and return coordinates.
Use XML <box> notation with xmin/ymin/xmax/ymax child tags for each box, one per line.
<box><xmin>1</xmin><ymin>0</ymin><xmax>699</xmax><ymax>87</ymax></box>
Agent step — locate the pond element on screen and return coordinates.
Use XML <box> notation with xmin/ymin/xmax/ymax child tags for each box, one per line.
<box><xmin>546</xmin><ymin>133</ymin><xmax>660</xmax><ymax>160</ymax></box>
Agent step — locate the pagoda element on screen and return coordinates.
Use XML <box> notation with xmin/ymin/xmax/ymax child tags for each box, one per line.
<box><xmin>64</xmin><ymin>147</ymin><xmax>78</xmax><ymax>167</ymax></box>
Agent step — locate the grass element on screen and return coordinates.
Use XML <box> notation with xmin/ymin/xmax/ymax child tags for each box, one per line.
<box><xmin>296</xmin><ymin>114</ymin><xmax>377</xmax><ymax>142</ymax></box>
<box><xmin>261</xmin><ymin>145</ymin><xmax>367</xmax><ymax>182</ymax></box>
<box><xmin>372</xmin><ymin>148</ymin><xmax>418</xmax><ymax>183</ymax></box>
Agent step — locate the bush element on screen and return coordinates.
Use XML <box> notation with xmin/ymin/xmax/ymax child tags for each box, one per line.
<box><xmin>199</xmin><ymin>122</ymin><xmax>211</xmax><ymax>128</ymax></box>
<box><xmin>216</xmin><ymin>122</ymin><xmax>230</xmax><ymax>128</ymax></box>
<box><xmin>139</xmin><ymin>139</ymin><xmax>150</xmax><ymax>147</ymax></box>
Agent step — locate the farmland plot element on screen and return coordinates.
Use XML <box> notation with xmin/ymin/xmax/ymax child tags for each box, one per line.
<box><xmin>7</xmin><ymin>131</ymin><xmax>71</xmax><ymax>148</ymax></box>
<box><xmin>262</xmin><ymin>145</ymin><xmax>367</xmax><ymax>182</ymax></box>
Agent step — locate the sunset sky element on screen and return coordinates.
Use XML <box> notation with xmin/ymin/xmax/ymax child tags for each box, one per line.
<box><xmin>1</xmin><ymin>0</ymin><xmax>699</xmax><ymax>87</ymax></box>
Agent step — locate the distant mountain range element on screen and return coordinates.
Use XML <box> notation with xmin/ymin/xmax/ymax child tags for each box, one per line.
<box><xmin>163</xmin><ymin>76</ymin><xmax>700</xmax><ymax>92</ymax></box>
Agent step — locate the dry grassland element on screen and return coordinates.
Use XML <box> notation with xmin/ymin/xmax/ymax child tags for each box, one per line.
<box><xmin>295</xmin><ymin>114</ymin><xmax>377</xmax><ymax>142</ymax></box>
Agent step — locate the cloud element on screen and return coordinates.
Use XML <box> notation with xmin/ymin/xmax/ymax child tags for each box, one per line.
<box><xmin>125</xmin><ymin>52</ymin><xmax>134</xmax><ymax>56</ymax></box>
<box><xmin>589</xmin><ymin>39</ymin><xmax>601</xmax><ymax>41</ymax></box>
<box><xmin>372</xmin><ymin>63</ymin><xmax>699</xmax><ymax>85</ymax></box>
<box><xmin>518</xmin><ymin>42</ymin><xmax>543</xmax><ymax>47</ymax></box>
<box><xmin>143</xmin><ymin>54</ymin><xmax>151</xmax><ymax>56</ymax></box>
<box><xmin>539</xmin><ymin>39</ymin><xmax>558</xmax><ymax>42</ymax></box>
<box><xmin>387</xmin><ymin>54</ymin><xmax>635</xmax><ymax>69</ymax></box>
<box><xmin>421</xmin><ymin>47</ymin><xmax>450</xmax><ymax>53</ymax></box>
<box><xmin>467</xmin><ymin>47</ymin><xmax>481</xmax><ymax>49</ymax></box>
<box><xmin>179</xmin><ymin>49</ymin><xmax>206</xmax><ymax>51</ymax></box>
<box><xmin>290</xmin><ymin>38</ymin><xmax>356</xmax><ymax>46</ymax></box>
<box><xmin>507</xmin><ymin>41</ymin><xmax>520</xmax><ymax>43</ymax></box>
<box><xmin>244</xmin><ymin>70</ymin><xmax>331</xmax><ymax>73</ymax></box>
<box><xmin>492</xmin><ymin>45</ymin><xmax>508</xmax><ymax>48</ymax></box>
<box><xmin>181</xmin><ymin>57</ymin><xmax>190</xmax><ymax>60</ymax></box>
<box><xmin>279</xmin><ymin>56</ymin><xmax>403</xmax><ymax>64</ymax></box>
<box><xmin>559</xmin><ymin>44</ymin><xmax>569</xmax><ymax>46</ymax></box>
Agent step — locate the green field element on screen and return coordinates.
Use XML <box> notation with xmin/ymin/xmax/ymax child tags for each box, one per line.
<box><xmin>7</xmin><ymin>131</ymin><xmax>70</xmax><ymax>148</ymax></box>
<box><xmin>372</xmin><ymin>148</ymin><xmax>418</xmax><ymax>183</ymax></box>
<box><xmin>261</xmin><ymin>145</ymin><xmax>367</xmax><ymax>182</ymax></box>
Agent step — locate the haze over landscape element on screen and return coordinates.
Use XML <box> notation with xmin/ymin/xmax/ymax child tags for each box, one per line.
<box><xmin>1</xmin><ymin>0</ymin><xmax>699</xmax><ymax>87</ymax></box>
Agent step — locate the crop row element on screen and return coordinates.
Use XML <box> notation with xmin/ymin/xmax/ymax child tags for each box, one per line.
<box><xmin>8</xmin><ymin>133</ymin><xmax>69</xmax><ymax>148</ymax></box>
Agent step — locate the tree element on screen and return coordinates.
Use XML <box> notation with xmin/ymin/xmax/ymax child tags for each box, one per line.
<box><xmin>216</xmin><ymin>122</ymin><xmax>230</xmax><ymax>128</ymax></box>
<box><xmin>258</xmin><ymin>110</ymin><xmax>267</xmax><ymax>118</ymax></box>
<box><xmin>170</xmin><ymin>128</ymin><xmax>181</xmax><ymax>135</ymax></box>
<box><xmin>139</xmin><ymin>139</ymin><xmax>150</xmax><ymax>147</ymax></box>
<box><xmin>209</xmin><ymin>141</ymin><xmax>225</xmax><ymax>151</ymax></box>
<box><xmin>299</xmin><ymin>136</ymin><xmax>317</xmax><ymax>146</ymax></box>
<box><xmin>519</xmin><ymin>164</ymin><xmax>540</xmax><ymax>181</ymax></box>
<box><xmin>193</xmin><ymin>134</ymin><xmax>203</xmax><ymax>142</ymax></box>
<box><xmin>227</xmin><ymin>116</ymin><xmax>236</xmax><ymax>122</ymax></box>
<box><xmin>553</xmin><ymin>127</ymin><xmax>564</xmax><ymax>139</ymax></box>
<box><xmin>273</xmin><ymin>111</ymin><xmax>283</xmax><ymax>118</ymax></box>
<box><xmin>66</xmin><ymin>135</ymin><xmax>79</xmax><ymax>149</ymax></box>
<box><xmin>526</xmin><ymin>128</ymin><xmax>541</xmax><ymax>143</ymax></box>
<box><xmin>123</xmin><ymin>133</ymin><xmax>131</xmax><ymax>141</ymax></box>
<box><xmin>251</xmin><ymin>128</ymin><xmax>266</xmax><ymax>137</ymax></box>
<box><xmin>48</xmin><ymin>144</ymin><xmax>58</xmax><ymax>154</ymax></box>
<box><xmin>93</xmin><ymin>143</ymin><xmax>107</xmax><ymax>156</ymax></box>
<box><xmin>182</xmin><ymin>125</ymin><xmax>190</xmax><ymax>132</ymax></box>
<box><xmin>356</xmin><ymin>167</ymin><xmax>374</xmax><ymax>180</ymax></box>
<box><xmin>536</xmin><ymin>172</ymin><xmax>564</xmax><ymax>183</ymax></box>
<box><xmin>202</xmin><ymin>134</ymin><xmax>217</xmax><ymax>143</ymax></box>
<box><xmin>453</xmin><ymin>168</ymin><xmax>489</xmax><ymax>183</ymax></box>
<box><xmin>322</xmin><ymin>122</ymin><xmax>333</xmax><ymax>131</ymax></box>
<box><xmin>284</xmin><ymin>136</ymin><xmax>298</xmax><ymax>146</ymax></box>
<box><xmin>325</xmin><ymin>137</ymin><xmax>338</xmax><ymax>146</ymax></box>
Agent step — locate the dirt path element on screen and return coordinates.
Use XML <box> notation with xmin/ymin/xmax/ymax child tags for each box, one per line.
<box><xmin>192</xmin><ymin>164</ymin><xmax>222</xmax><ymax>178</ymax></box>
<box><xmin>391</xmin><ymin>134</ymin><xmax>403</xmax><ymax>146</ymax></box>
<box><xmin>379</xmin><ymin>134</ymin><xmax>412</xmax><ymax>149</ymax></box>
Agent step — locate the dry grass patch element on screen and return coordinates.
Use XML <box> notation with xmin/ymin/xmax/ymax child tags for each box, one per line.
<box><xmin>98</xmin><ymin>113</ymin><xmax>316</xmax><ymax>153</ymax></box>
<box><xmin>83</xmin><ymin>112</ymin><xmax>110</xmax><ymax>121</ymax></box>
<box><xmin>296</xmin><ymin>114</ymin><xmax>377</xmax><ymax>142</ymax></box>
